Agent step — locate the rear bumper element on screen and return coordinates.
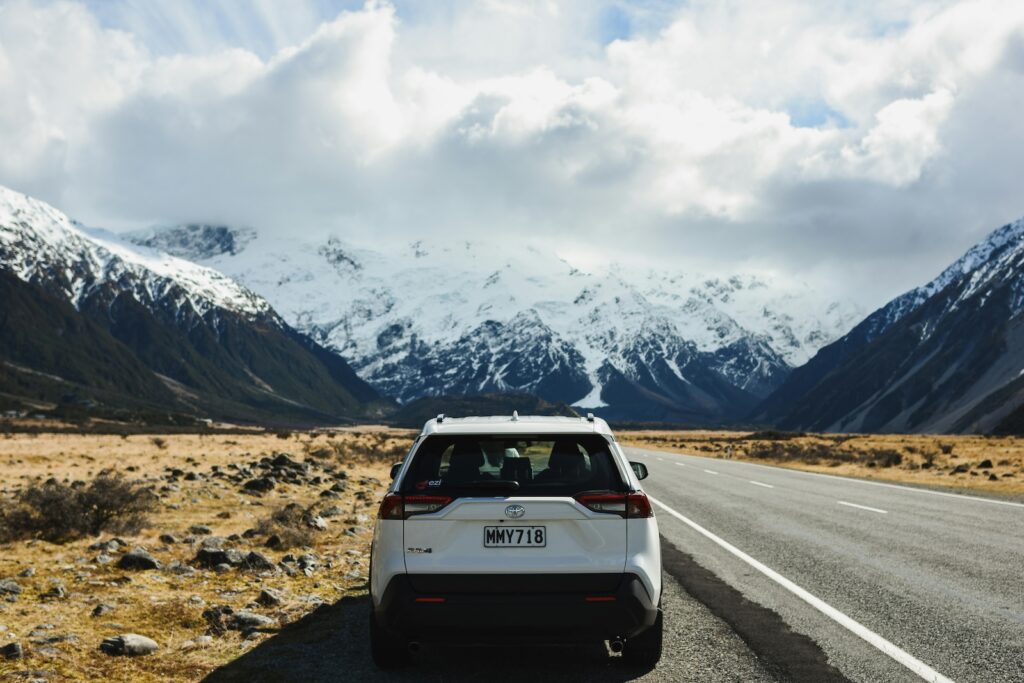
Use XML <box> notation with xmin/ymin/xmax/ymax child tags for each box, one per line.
<box><xmin>373</xmin><ymin>573</ymin><xmax>659</xmax><ymax>642</ymax></box>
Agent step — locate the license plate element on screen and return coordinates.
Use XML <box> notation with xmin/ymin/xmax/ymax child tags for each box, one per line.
<box><xmin>484</xmin><ymin>526</ymin><xmax>546</xmax><ymax>547</ymax></box>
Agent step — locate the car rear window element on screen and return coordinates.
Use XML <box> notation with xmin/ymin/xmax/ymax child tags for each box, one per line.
<box><xmin>400</xmin><ymin>434</ymin><xmax>626</xmax><ymax>497</ymax></box>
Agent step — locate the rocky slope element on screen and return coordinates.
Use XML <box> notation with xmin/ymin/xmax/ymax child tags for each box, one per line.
<box><xmin>0</xmin><ymin>186</ymin><xmax>386</xmax><ymax>425</ymax></box>
<box><xmin>758</xmin><ymin>217</ymin><xmax>1024</xmax><ymax>433</ymax></box>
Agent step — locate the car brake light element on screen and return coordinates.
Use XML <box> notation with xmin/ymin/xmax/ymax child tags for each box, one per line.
<box><xmin>625</xmin><ymin>492</ymin><xmax>653</xmax><ymax>518</ymax></box>
<box><xmin>377</xmin><ymin>493</ymin><xmax>453</xmax><ymax>520</ymax></box>
<box><xmin>576</xmin><ymin>492</ymin><xmax>653</xmax><ymax>518</ymax></box>
<box><xmin>377</xmin><ymin>493</ymin><xmax>404</xmax><ymax>520</ymax></box>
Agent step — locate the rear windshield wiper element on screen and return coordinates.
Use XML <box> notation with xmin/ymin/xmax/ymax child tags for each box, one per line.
<box><xmin>454</xmin><ymin>479</ymin><xmax>521</xmax><ymax>492</ymax></box>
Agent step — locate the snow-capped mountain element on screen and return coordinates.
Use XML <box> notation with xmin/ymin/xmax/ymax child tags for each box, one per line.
<box><xmin>131</xmin><ymin>224</ymin><xmax>862</xmax><ymax>422</ymax></box>
<box><xmin>0</xmin><ymin>189</ymin><xmax>270</xmax><ymax>320</ymax></box>
<box><xmin>760</xmin><ymin>216</ymin><xmax>1024</xmax><ymax>433</ymax></box>
<box><xmin>0</xmin><ymin>186</ymin><xmax>384</xmax><ymax>424</ymax></box>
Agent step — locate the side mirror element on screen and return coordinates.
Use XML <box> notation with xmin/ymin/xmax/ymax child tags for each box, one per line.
<box><xmin>630</xmin><ymin>462</ymin><xmax>648</xmax><ymax>481</ymax></box>
<box><xmin>390</xmin><ymin>462</ymin><xmax>403</xmax><ymax>480</ymax></box>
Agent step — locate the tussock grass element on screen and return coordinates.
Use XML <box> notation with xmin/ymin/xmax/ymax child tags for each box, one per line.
<box><xmin>618</xmin><ymin>430</ymin><xmax>1024</xmax><ymax>495</ymax></box>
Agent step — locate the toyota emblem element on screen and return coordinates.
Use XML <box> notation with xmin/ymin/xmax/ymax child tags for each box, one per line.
<box><xmin>505</xmin><ymin>504</ymin><xmax>525</xmax><ymax>519</ymax></box>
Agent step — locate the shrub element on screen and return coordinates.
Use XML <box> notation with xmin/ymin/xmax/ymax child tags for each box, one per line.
<box><xmin>0</xmin><ymin>475</ymin><xmax>157</xmax><ymax>543</ymax></box>
<box><xmin>254</xmin><ymin>503</ymin><xmax>316</xmax><ymax>550</ymax></box>
<box><xmin>863</xmin><ymin>449</ymin><xmax>902</xmax><ymax>468</ymax></box>
<box><xmin>938</xmin><ymin>442</ymin><xmax>954</xmax><ymax>455</ymax></box>
<box><xmin>150</xmin><ymin>437</ymin><xmax>167</xmax><ymax>450</ymax></box>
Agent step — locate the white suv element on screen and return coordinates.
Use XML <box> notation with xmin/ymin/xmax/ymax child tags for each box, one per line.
<box><xmin>369</xmin><ymin>413</ymin><xmax>662</xmax><ymax>669</ymax></box>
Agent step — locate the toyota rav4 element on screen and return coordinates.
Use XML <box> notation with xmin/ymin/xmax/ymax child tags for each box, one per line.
<box><xmin>369</xmin><ymin>413</ymin><xmax>662</xmax><ymax>668</ymax></box>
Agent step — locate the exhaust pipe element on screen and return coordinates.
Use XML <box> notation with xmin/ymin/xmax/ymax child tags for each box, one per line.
<box><xmin>407</xmin><ymin>641</ymin><xmax>422</xmax><ymax>655</ymax></box>
<box><xmin>609</xmin><ymin>639</ymin><xmax>624</xmax><ymax>653</ymax></box>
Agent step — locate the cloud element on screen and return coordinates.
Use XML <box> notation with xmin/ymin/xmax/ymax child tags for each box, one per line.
<box><xmin>1</xmin><ymin>0</ymin><xmax>1024</xmax><ymax>308</ymax></box>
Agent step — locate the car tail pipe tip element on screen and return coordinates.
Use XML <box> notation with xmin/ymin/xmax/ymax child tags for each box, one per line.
<box><xmin>408</xmin><ymin>641</ymin><xmax>422</xmax><ymax>654</ymax></box>
<box><xmin>609</xmin><ymin>639</ymin><xmax>624</xmax><ymax>653</ymax></box>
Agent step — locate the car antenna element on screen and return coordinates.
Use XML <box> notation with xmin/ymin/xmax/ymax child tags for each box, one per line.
<box><xmin>436</xmin><ymin>413</ymin><xmax>445</xmax><ymax>423</ymax></box>
<box><xmin>586</xmin><ymin>412</ymin><xmax>595</xmax><ymax>422</ymax></box>
<box><xmin>511</xmin><ymin>410</ymin><xmax>519</xmax><ymax>422</ymax></box>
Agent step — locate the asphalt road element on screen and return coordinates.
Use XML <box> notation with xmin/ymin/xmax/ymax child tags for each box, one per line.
<box><xmin>207</xmin><ymin>451</ymin><xmax>1023</xmax><ymax>682</ymax></box>
<box><xmin>628</xmin><ymin>447</ymin><xmax>1024</xmax><ymax>683</ymax></box>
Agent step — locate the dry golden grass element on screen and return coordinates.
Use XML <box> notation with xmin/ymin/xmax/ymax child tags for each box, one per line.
<box><xmin>0</xmin><ymin>428</ymin><xmax>414</xmax><ymax>682</ymax></box>
<box><xmin>618</xmin><ymin>430</ymin><xmax>1024</xmax><ymax>496</ymax></box>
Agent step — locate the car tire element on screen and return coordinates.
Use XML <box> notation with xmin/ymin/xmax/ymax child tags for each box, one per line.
<box><xmin>622</xmin><ymin>608</ymin><xmax>662</xmax><ymax>668</ymax></box>
<box><xmin>369</xmin><ymin>608</ymin><xmax>411</xmax><ymax>669</ymax></box>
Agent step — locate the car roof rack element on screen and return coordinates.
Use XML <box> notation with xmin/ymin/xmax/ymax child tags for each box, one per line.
<box><xmin>436</xmin><ymin>413</ymin><xmax>445</xmax><ymax>423</ymax></box>
<box><xmin>586</xmin><ymin>412</ymin><xmax>595</xmax><ymax>422</ymax></box>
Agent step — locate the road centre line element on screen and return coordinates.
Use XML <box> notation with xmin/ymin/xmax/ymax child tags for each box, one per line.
<box><xmin>649</xmin><ymin>496</ymin><xmax>954</xmax><ymax>683</ymax></box>
<box><xmin>749</xmin><ymin>480</ymin><xmax>774</xmax><ymax>489</ymax></box>
<box><xmin>838</xmin><ymin>500</ymin><xmax>887</xmax><ymax>514</ymax></box>
<box><xmin>703</xmin><ymin>469</ymin><xmax>719</xmax><ymax>475</ymax></box>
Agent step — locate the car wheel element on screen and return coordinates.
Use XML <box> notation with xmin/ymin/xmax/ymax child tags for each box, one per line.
<box><xmin>622</xmin><ymin>608</ymin><xmax>662</xmax><ymax>668</ymax></box>
<box><xmin>369</xmin><ymin>608</ymin><xmax>411</xmax><ymax>669</ymax></box>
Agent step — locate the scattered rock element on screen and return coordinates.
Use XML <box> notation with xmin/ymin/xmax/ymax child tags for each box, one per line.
<box><xmin>989</xmin><ymin>473</ymin><xmax>999</xmax><ymax>481</ymax></box>
<box><xmin>92</xmin><ymin>604</ymin><xmax>114</xmax><ymax>617</ymax></box>
<box><xmin>216</xmin><ymin>511</ymin><xmax>232</xmax><ymax>519</ymax></box>
<box><xmin>305</xmin><ymin>514</ymin><xmax>328</xmax><ymax>531</ymax></box>
<box><xmin>167</xmin><ymin>561</ymin><xmax>198</xmax><ymax>577</ymax></box>
<box><xmin>0</xmin><ymin>579</ymin><xmax>22</xmax><ymax>596</ymax></box>
<box><xmin>297</xmin><ymin>554</ymin><xmax>319</xmax><ymax>576</ymax></box>
<box><xmin>193</xmin><ymin>547</ymin><xmax>244</xmax><ymax>569</ymax></box>
<box><xmin>265</xmin><ymin>534</ymin><xmax>283</xmax><ymax>549</ymax></box>
<box><xmin>951</xmin><ymin>464</ymin><xmax>970</xmax><ymax>474</ymax></box>
<box><xmin>159</xmin><ymin>533</ymin><xmax>178</xmax><ymax>544</ymax></box>
<box><xmin>117</xmin><ymin>549</ymin><xmax>162</xmax><ymax>571</ymax></box>
<box><xmin>40</xmin><ymin>585</ymin><xmax>66</xmax><ymax>601</ymax></box>
<box><xmin>189</xmin><ymin>525</ymin><xmax>213</xmax><ymax>536</ymax></box>
<box><xmin>17</xmin><ymin>568</ymin><xmax>35</xmax><ymax>578</ymax></box>
<box><xmin>231</xmin><ymin>610</ymin><xmax>276</xmax><ymax>631</ymax></box>
<box><xmin>95</xmin><ymin>554</ymin><xmax>114</xmax><ymax>565</ymax></box>
<box><xmin>1</xmin><ymin>642</ymin><xmax>23</xmax><ymax>660</ymax></box>
<box><xmin>100</xmin><ymin>634</ymin><xmax>159</xmax><ymax>657</ymax></box>
<box><xmin>978</xmin><ymin>459</ymin><xmax>993</xmax><ymax>469</ymax></box>
<box><xmin>242</xmin><ymin>552</ymin><xmax>275</xmax><ymax>572</ymax></box>
<box><xmin>244</xmin><ymin>477</ymin><xmax>276</xmax><ymax>493</ymax></box>
<box><xmin>200</xmin><ymin>536</ymin><xmax>227</xmax><ymax>550</ymax></box>
<box><xmin>256</xmin><ymin>588</ymin><xmax>283</xmax><ymax>607</ymax></box>
<box><xmin>88</xmin><ymin>539</ymin><xmax>125</xmax><ymax>553</ymax></box>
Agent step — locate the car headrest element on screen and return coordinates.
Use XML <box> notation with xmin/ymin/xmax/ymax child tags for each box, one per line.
<box><xmin>449</xmin><ymin>441</ymin><xmax>484</xmax><ymax>469</ymax></box>
<box><xmin>548</xmin><ymin>440</ymin><xmax>583</xmax><ymax>470</ymax></box>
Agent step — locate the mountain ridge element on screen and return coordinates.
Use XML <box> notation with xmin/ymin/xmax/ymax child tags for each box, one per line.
<box><xmin>131</xmin><ymin>224</ymin><xmax>862</xmax><ymax>423</ymax></box>
<box><xmin>0</xmin><ymin>186</ymin><xmax>388</xmax><ymax>425</ymax></box>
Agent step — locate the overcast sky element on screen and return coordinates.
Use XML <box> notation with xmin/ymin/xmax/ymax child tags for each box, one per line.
<box><xmin>2</xmin><ymin>0</ymin><xmax>1024</xmax><ymax>308</ymax></box>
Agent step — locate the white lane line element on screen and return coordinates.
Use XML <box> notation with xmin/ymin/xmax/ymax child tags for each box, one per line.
<box><xmin>655</xmin><ymin>457</ymin><xmax>664</xmax><ymax>462</ymax></box>
<box><xmin>662</xmin><ymin>450</ymin><xmax>1024</xmax><ymax>510</ymax></box>
<box><xmin>703</xmin><ymin>469</ymin><xmax>719</xmax><ymax>475</ymax></box>
<box><xmin>674</xmin><ymin>462</ymin><xmax>688</xmax><ymax>468</ymax></box>
<box><xmin>749</xmin><ymin>480</ymin><xmax>774</xmax><ymax>489</ymax></box>
<box><xmin>650</xmin><ymin>496</ymin><xmax>954</xmax><ymax>683</ymax></box>
<box><xmin>838</xmin><ymin>500</ymin><xmax>888</xmax><ymax>514</ymax></box>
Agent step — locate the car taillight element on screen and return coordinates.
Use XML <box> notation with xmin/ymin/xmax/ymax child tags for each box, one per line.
<box><xmin>576</xmin><ymin>492</ymin><xmax>653</xmax><ymax>519</ymax></box>
<box><xmin>378</xmin><ymin>493</ymin><xmax>404</xmax><ymax>520</ymax></box>
<box><xmin>625</xmin><ymin>492</ymin><xmax>653</xmax><ymax>518</ymax></box>
<box><xmin>403</xmin><ymin>495</ymin><xmax>452</xmax><ymax>517</ymax></box>
<box><xmin>377</xmin><ymin>493</ymin><xmax>453</xmax><ymax>520</ymax></box>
